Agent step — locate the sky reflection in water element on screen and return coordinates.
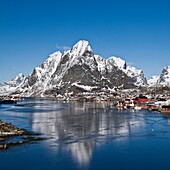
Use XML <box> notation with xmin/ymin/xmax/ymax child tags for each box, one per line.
<box><xmin>1</xmin><ymin>99</ymin><xmax>170</xmax><ymax>170</ymax></box>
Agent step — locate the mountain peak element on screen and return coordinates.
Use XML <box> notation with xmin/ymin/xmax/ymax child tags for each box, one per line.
<box><xmin>70</xmin><ymin>40</ymin><xmax>93</xmax><ymax>56</ymax></box>
<box><xmin>49</xmin><ymin>51</ymin><xmax>62</xmax><ymax>58</ymax></box>
<box><xmin>5</xmin><ymin>73</ymin><xmax>25</xmax><ymax>84</ymax></box>
<box><xmin>157</xmin><ymin>65</ymin><xmax>170</xmax><ymax>85</ymax></box>
<box><xmin>75</xmin><ymin>40</ymin><xmax>90</xmax><ymax>46</ymax></box>
<box><xmin>0</xmin><ymin>73</ymin><xmax>25</xmax><ymax>95</ymax></box>
<box><xmin>107</xmin><ymin>56</ymin><xmax>147</xmax><ymax>86</ymax></box>
<box><xmin>0</xmin><ymin>40</ymin><xmax>149</xmax><ymax>97</ymax></box>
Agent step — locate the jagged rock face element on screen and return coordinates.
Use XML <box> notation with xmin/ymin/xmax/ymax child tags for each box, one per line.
<box><xmin>107</xmin><ymin>56</ymin><xmax>147</xmax><ymax>86</ymax></box>
<box><xmin>44</xmin><ymin>41</ymin><xmax>135</xmax><ymax>96</ymax></box>
<box><xmin>147</xmin><ymin>66</ymin><xmax>170</xmax><ymax>87</ymax></box>
<box><xmin>13</xmin><ymin>51</ymin><xmax>62</xmax><ymax>96</ymax></box>
<box><xmin>54</xmin><ymin>63</ymin><xmax>134</xmax><ymax>95</ymax></box>
<box><xmin>3</xmin><ymin>40</ymin><xmax>147</xmax><ymax>97</ymax></box>
<box><xmin>157</xmin><ymin>66</ymin><xmax>170</xmax><ymax>86</ymax></box>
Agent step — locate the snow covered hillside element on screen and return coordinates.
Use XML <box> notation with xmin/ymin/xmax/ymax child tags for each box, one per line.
<box><xmin>0</xmin><ymin>73</ymin><xmax>25</xmax><ymax>95</ymax></box>
<box><xmin>107</xmin><ymin>56</ymin><xmax>147</xmax><ymax>86</ymax></box>
<box><xmin>147</xmin><ymin>75</ymin><xmax>160</xmax><ymax>86</ymax></box>
<box><xmin>157</xmin><ymin>66</ymin><xmax>170</xmax><ymax>86</ymax></box>
<box><xmin>147</xmin><ymin>66</ymin><xmax>170</xmax><ymax>86</ymax></box>
<box><xmin>0</xmin><ymin>40</ymin><xmax>148</xmax><ymax>97</ymax></box>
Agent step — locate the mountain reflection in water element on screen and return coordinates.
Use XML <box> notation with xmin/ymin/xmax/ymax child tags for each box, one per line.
<box><xmin>30</xmin><ymin>101</ymin><xmax>145</xmax><ymax>166</ymax></box>
<box><xmin>1</xmin><ymin>99</ymin><xmax>169</xmax><ymax>169</ymax></box>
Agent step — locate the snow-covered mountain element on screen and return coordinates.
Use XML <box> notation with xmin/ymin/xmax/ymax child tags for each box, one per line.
<box><xmin>107</xmin><ymin>56</ymin><xmax>147</xmax><ymax>86</ymax></box>
<box><xmin>0</xmin><ymin>73</ymin><xmax>25</xmax><ymax>95</ymax></box>
<box><xmin>157</xmin><ymin>66</ymin><xmax>170</xmax><ymax>86</ymax></box>
<box><xmin>1</xmin><ymin>40</ymin><xmax>147</xmax><ymax>97</ymax></box>
<box><xmin>147</xmin><ymin>66</ymin><xmax>170</xmax><ymax>86</ymax></box>
<box><xmin>13</xmin><ymin>51</ymin><xmax>63</xmax><ymax>96</ymax></box>
<box><xmin>147</xmin><ymin>75</ymin><xmax>160</xmax><ymax>86</ymax></box>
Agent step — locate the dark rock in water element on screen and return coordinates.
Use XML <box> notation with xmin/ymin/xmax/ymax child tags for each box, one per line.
<box><xmin>0</xmin><ymin>120</ymin><xmax>27</xmax><ymax>137</ymax></box>
<box><xmin>0</xmin><ymin>137</ymin><xmax>47</xmax><ymax>150</ymax></box>
<box><xmin>0</xmin><ymin>100</ymin><xmax>17</xmax><ymax>104</ymax></box>
<box><xmin>0</xmin><ymin>120</ymin><xmax>47</xmax><ymax>150</ymax></box>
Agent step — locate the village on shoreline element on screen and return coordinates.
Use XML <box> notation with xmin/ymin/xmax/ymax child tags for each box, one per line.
<box><xmin>1</xmin><ymin>86</ymin><xmax>170</xmax><ymax>113</ymax></box>
<box><xmin>50</xmin><ymin>86</ymin><xmax>170</xmax><ymax>113</ymax></box>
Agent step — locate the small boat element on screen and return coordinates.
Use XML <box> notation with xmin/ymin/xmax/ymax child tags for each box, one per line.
<box><xmin>0</xmin><ymin>100</ymin><xmax>17</xmax><ymax>104</ymax></box>
<box><xmin>160</xmin><ymin>105</ymin><xmax>170</xmax><ymax>113</ymax></box>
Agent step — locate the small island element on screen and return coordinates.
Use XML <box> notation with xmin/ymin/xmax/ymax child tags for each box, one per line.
<box><xmin>0</xmin><ymin>120</ymin><xmax>45</xmax><ymax>150</ymax></box>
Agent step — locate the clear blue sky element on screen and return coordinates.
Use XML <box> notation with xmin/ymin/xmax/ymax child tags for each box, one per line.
<box><xmin>0</xmin><ymin>0</ymin><xmax>170</xmax><ymax>82</ymax></box>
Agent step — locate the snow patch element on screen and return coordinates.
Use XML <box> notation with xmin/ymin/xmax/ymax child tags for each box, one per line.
<box><xmin>72</xmin><ymin>82</ymin><xmax>98</xmax><ymax>91</ymax></box>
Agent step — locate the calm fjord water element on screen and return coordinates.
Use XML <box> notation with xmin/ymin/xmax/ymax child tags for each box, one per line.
<box><xmin>1</xmin><ymin>99</ymin><xmax>170</xmax><ymax>170</ymax></box>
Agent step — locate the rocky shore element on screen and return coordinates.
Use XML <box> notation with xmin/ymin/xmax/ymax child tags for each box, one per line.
<box><xmin>0</xmin><ymin>120</ymin><xmax>46</xmax><ymax>150</ymax></box>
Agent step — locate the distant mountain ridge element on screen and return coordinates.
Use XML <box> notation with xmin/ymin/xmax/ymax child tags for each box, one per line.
<box><xmin>0</xmin><ymin>73</ymin><xmax>25</xmax><ymax>96</ymax></box>
<box><xmin>147</xmin><ymin>75</ymin><xmax>160</xmax><ymax>87</ymax></box>
<box><xmin>0</xmin><ymin>40</ymin><xmax>150</xmax><ymax>97</ymax></box>
<box><xmin>147</xmin><ymin>66</ymin><xmax>170</xmax><ymax>87</ymax></box>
